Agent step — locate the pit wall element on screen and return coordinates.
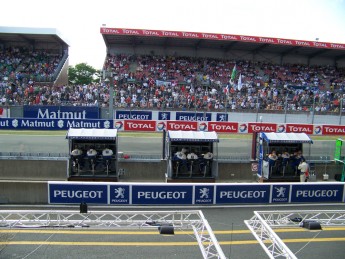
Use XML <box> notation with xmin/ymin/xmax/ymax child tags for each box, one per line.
<box><xmin>0</xmin><ymin>160</ymin><xmax>341</xmax><ymax>182</ymax></box>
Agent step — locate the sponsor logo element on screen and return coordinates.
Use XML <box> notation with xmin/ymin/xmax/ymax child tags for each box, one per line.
<box><xmin>220</xmin><ymin>34</ymin><xmax>238</xmax><ymax>40</ymax></box>
<box><xmin>159</xmin><ymin>112</ymin><xmax>169</xmax><ymax>120</ymax></box>
<box><xmin>296</xmin><ymin>189</ymin><xmax>339</xmax><ymax>198</ymax></box>
<box><xmin>201</xmin><ymin>33</ymin><xmax>218</xmax><ymax>39</ymax></box>
<box><xmin>143</xmin><ymin>30</ymin><xmax>160</xmax><ymax>36</ymax></box>
<box><xmin>323</xmin><ymin>125</ymin><xmax>345</xmax><ymax>134</ymax></box>
<box><xmin>259</xmin><ymin>37</ymin><xmax>275</xmax><ymax>43</ymax></box>
<box><xmin>167</xmin><ymin>122</ymin><xmax>197</xmax><ymax>131</ymax></box>
<box><xmin>199</xmin><ymin>188</ymin><xmax>209</xmax><ymax>198</ymax></box>
<box><xmin>114</xmin><ymin>121</ymin><xmax>123</xmax><ymax>129</ymax></box>
<box><xmin>199</xmin><ymin>122</ymin><xmax>207</xmax><ymax>131</ymax></box>
<box><xmin>156</xmin><ymin>121</ymin><xmax>166</xmax><ymax>131</ymax></box>
<box><xmin>58</xmin><ymin>120</ymin><xmax>64</xmax><ymax>128</ymax></box>
<box><xmin>162</xmin><ymin>31</ymin><xmax>179</xmax><ymax>37</ymax></box>
<box><xmin>220</xmin><ymin>190</ymin><xmax>266</xmax><ymax>199</ymax></box>
<box><xmin>277</xmin><ymin>39</ymin><xmax>293</xmax><ymax>45</ymax></box>
<box><xmin>137</xmin><ymin>191</ymin><xmax>187</xmax><ymax>199</ymax></box>
<box><xmin>330</xmin><ymin>44</ymin><xmax>345</xmax><ymax>49</ymax></box>
<box><xmin>125</xmin><ymin>121</ymin><xmax>155</xmax><ymax>131</ymax></box>
<box><xmin>103</xmin><ymin>120</ymin><xmax>111</xmax><ymax>129</ymax></box>
<box><xmin>272</xmin><ymin>185</ymin><xmax>289</xmax><ymax>203</ymax></box>
<box><xmin>239</xmin><ymin>124</ymin><xmax>247</xmax><ymax>133</ymax></box>
<box><xmin>249</xmin><ymin>124</ymin><xmax>276</xmax><ymax>132</ymax></box>
<box><xmin>286</xmin><ymin>125</ymin><xmax>313</xmax><ymax>133</ymax></box>
<box><xmin>277</xmin><ymin>124</ymin><xmax>285</xmax><ymax>133</ymax></box>
<box><xmin>114</xmin><ymin>187</ymin><xmax>125</xmax><ymax>198</ymax></box>
<box><xmin>181</xmin><ymin>32</ymin><xmax>199</xmax><ymax>38</ymax></box>
<box><xmin>314</xmin><ymin>126</ymin><xmax>322</xmax><ymax>134</ymax></box>
<box><xmin>12</xmin><ymin>119</ymin><xmax>18</xmax><ymax>127</ymax></box>
<box><xmin>122</xmin><ymin>29</ymin><xmax>140</xmax><ymax>35</ymax></box>
<box><xmin>53</xmin><ymin>190</ymin><xmax>103</xmax><ymax>199</ymax></box>
<box><xmin>239</xmin><ymin>36</ymin><xmax>257</xmax><ymax>42</ymax></box>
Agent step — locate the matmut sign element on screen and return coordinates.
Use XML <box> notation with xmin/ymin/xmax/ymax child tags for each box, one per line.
<box><xmin>100</xmin><ymin>27</ymin><xmax>345</xmax><ymax>50</ymax></box>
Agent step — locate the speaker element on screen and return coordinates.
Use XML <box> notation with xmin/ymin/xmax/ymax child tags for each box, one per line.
<box><xmin>80</xmin><ymin>202</ymin><xmax>88</xmax><ymax>213</ymax></box>
<box><xmin>302</xmin><ymin>220</ymin><xmax>322</xmax><ymax>230</ymax></box>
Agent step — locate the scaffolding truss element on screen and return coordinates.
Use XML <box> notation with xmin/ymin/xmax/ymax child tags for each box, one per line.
<box><xmin>0</xmin><ymin>209</ymin><xmax>226</xmax><ymax>259</ymax></box>
<box><xmin>244</xmin><ymin>210</ymin><xmax>345</xmax><ymax>259</ymax></box>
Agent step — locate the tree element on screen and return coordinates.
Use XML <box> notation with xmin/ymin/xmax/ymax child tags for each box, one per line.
<box><xmin>68</xmin><ymin>63</ymin><xmax>100</xmax><ymax>85</ymax></box>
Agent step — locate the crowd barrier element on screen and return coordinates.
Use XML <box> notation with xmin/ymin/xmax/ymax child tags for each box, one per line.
<box><xmin>48</xmin><ymin>181</ymin><xmax>345</xmax><ymax>205</ymax></box>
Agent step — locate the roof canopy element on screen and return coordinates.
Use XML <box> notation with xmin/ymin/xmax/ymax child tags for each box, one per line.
<box><xmin>168</xmin><ymin>130</ymin><xmax>219</xmax><ymax>142</ymax></box>
<box><xmin>261</xmin><ymin>132</ymin><xmax>313</xmax><ymax>144</ymax></box>
<box><xmin>66</xmin><ymin>128</ymin><xmax>117</xmax><ymax>140</ymax></box>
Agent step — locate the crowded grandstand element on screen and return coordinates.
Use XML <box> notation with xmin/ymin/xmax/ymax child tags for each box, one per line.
<box><xmin>1</xmin><ymin>27</ymin><xmax>345</xmax><ymax>114</ymax></box>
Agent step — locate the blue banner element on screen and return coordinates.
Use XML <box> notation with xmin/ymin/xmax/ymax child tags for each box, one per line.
<box><xmin>109</xmin><ymin>185</ymin><xmax>130</xmax><ymax>204</ymax></box>
<box><xmin>271</xmin><ymin>184</ymin><xmax>290</xmax><ymax>203</ymax></box>
<box><xmin>116</xmin><ymin>110</ymin><xmax>152</xmax><ymax>120</ymax></box>
<box><xmin>0</xmin><ymin>118</ymin><xmax>113</xmax><ymax>130</ymax></box>
<box><xmin>194</xmin><ymin>185</ymin><xmax>214</xmax><ymax>204</ymax></box>
<box><xmin>49</xmin><ymin>184</ymin><xmax>108</xmax><ymax>204</ymax></box>
<box><xmin>216</xmin><ymin>113</ymin><xmax>228</xmax><ymax>122</ymax></box>
<box><xmin>158</xmin><ymin>111</ymin><xmax>171</xmax><ymax>120</ymax></box>
<box><xmin>216</xmin><ymin>185</ymin><xmax>270</xmax><ymax>204</ymax></box>
<box><xmin>23</xmin><ymin>105</ymin><xmax>99</xmax><ymax>119</ymax></box>
<box><xmin>132</xmin><ymin>185</ymin><xmax>193</xmax><ymax>205</ymax></box>
<box><xmin>291</xmin><ymin>184</ymin><xmax>344</xmax><ymax>203</ymax></box>
<box><xmin>176</xmin><ymin>112</ymin><xmax>211</xmax><ymax>121</ymax></box>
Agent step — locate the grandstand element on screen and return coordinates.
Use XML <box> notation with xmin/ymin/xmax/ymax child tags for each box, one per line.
<box><xmin>0</xmin><ymin>26</ymin><xmax>345</xmax><ymax>116</ymax></box>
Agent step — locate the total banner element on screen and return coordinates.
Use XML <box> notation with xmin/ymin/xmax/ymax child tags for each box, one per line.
<box><xmin>0</xmin><ymin>118</ymin><xmax>113</xmax><ymax>130</ymax></box>
<box><xmin>48</xmin><ymin>182</ymin><xmax>345</xmax><ymax>205</ymax></box>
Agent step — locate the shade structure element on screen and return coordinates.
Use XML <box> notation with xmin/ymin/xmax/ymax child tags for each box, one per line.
<box><xmin>168</xmin><ymin>130</ymin><xmax>219</xmax><ymax>142</ymax></box>
<box><xmin>66</xmin><ymin>128</ymin><xmax>117</xmax><ymax>140</ymax></box>
<box><xmin>261</xmin><ymin>132</ymin><xmax>313</xmax><ymax>144</ymax></box>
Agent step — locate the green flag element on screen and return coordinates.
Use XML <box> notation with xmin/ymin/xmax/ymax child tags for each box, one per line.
<box><xmin>231</xmin><ymin>64</ymin><xmax>237</xmax><ymax>81</ymax></box>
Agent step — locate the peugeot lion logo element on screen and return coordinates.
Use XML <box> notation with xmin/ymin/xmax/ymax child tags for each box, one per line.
<box><xmin>199</xmin><ymin>188</ymin><xmax>209</xmax><ymax>199</ymax></box>
<box><xmin>114</xmin><ymin>187</ymin><xmax>125</xmax><ymax>198</ymax></box>
<box><xmin>275</xmin><ymin>187</ymin><xmax>286</xmax><ymax>198</ymax></box>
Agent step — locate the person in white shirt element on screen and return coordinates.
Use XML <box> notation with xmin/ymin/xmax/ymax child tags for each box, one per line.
<box><xmin>298</xmin><ymin>158</ymin><xmax>309</xmax><ymax>182</ymax></box>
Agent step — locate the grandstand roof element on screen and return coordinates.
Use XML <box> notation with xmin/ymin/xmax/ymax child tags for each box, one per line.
<box><xmin>0</xmin><ymin>27</ymin><xmax>69</xmax><ymax>48</ymax></box>
<box><xmin>101</xmin><ymin>27</ymin><xmax>345</xmax><ymax>61</ymax></box>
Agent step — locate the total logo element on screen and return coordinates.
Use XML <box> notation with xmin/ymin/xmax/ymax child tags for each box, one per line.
<box><xmin>314</xmin><ymin>126</ymin><xmax>322</xmax><ymax>135</ymax></box>
<box><xmin>239</xmin><ymin>124</ymin><xmax>247</xmax><ymax>133</ymax></box>
<box><xmin>156</xmin><ymin>121</ymin><xmax>166</xmax><ymax>131</ymax></box>
<box><xmin>277</xmin><ymin>124</ymin><xmax>286</xmax><ymax>133</ymax></box>
<box><xmin>114</xmin><ymin>121</ymin><xmax>123</xmax><ymax>130</ymax></box>
<box><xmin>199</xmin><ymin>122</ymin><xmax>208</xmax><ymax>131</ymax></box>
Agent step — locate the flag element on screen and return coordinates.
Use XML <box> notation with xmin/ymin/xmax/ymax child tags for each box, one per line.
<box><xmin>230</xmin><ymin>64</ymin><xmax>237</xmax><ymax>82</ymax></box>
<box><xmin>237</xmin><ymin>73</ymin><xmax>242</xmax><ymax>91</ymax></box>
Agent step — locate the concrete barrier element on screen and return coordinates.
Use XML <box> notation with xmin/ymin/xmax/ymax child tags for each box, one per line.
<box><xmin>0</xmin><ymin>160</ymin><xmax>67</xmax><ymax>180</ymax></box>
<box><xmin>0</xmin><ymin>181</ymin><xmax>48</xmax><ymax>204</ymax></box>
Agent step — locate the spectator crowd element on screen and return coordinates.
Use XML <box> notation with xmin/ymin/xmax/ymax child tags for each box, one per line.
<box><xmin>1</xmin><ymin>51</ymin><xmax>345</xmax><ymax>113</ymax></box>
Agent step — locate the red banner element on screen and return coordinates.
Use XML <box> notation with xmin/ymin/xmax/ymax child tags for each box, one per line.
<box><xmin>322</xmin><ymin>125</ymin><xmax>345</xmax><ymax>135</ymax></box>
<box><xmin>207</xmin><ymin>122</ymin><xmax>238</xmax><ymax>133</ymax></box>
<box><xmin>286</xmin><ymin>124</ymin><xmax>313</xmax><ymax>134</ymax></box>
<box><xmin>167</xmin><ymin>121</ymin><xmax>198</xmax><ymax>131</ymax></box>
<box><xmin>124</xmin><ymin>120</ymin><xmax>156</xmax><ymax>131</ymax></box>
<box><xmin>100</xmin><ymin>27</ymin><xmax>345</xmax><ymax>50</ymax></box>
<box><xmin>248</xmin><ymin>123</ymin><xmax>277</xmax><ymax>133</ymax></box>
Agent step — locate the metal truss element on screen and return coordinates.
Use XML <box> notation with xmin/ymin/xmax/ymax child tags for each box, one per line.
<box><xmin>244</xmin><ymin>210</ymin><xmax>345</xmax><ymax>259</ymax></box>
<box><xmin>0</xmin><ymin>209</ymin><xmax>226</xmax><ymax>259</ymax></box>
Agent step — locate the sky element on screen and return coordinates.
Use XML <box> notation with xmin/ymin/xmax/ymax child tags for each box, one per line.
<box><xmin>1</xmin><ymin>0</ymin><xmax>344</xmax><ymax>69</ymax></box>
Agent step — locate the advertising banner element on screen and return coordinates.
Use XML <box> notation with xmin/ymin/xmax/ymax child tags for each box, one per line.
<box><xmin>109</xmin><ymin>185</ymin><xmax>130</xmax><ymax>204</ymax></box>
<box><xmin>271</xmin><ymin>184</ymin><xmax>290</xmax><ymax>203</ymax></box>
<box><xmin>207</xmin><ymin>122</ymin><xmax>238</xmax><ymax>133</ymax></box>
<box><xmin>116</xmin><ymin>110</ymin><xmax>152</xmax><ymax>120</ymax></box>
<box><xmin>124</xmin><ymin>120</ymin><xmax>156</xmax><ymax>131</ymax></box>
<box><xmin>291</xmin><ymin>184</ymin><xmax>344</xmax><ymax>203</ymax></box>
<box><xmin>100</xmin><ymin>27</ymin><xmax>345</xmax><ymax>50</ymax></box>
<box><xmin>131</xmin><ymin>185</ymin><xmax>193</xmax><ymax>205</ymax></box>
<box><xmin>175</xmin><ymin>112</ymin><xmax>211</xmax><ymax>121</ymax></box>
<box><xmin>194</xmin><ymin>185</ymin><xmax>215</xmax><ymax>204</ymax></box>
<box><xmin>216</xmin><ymin>113</ymin><xmax>228</xmax><ymax>122</ymax></box>
<box><xmin>0</xmin><ymin>118</ymin><xmax>113</xmax><ymax>130</ymax></box>
<box><xmin>322</xmin><ymin>125</ymin><xmax>345</xmax><ymax>135</ymax></box>
<box><xmin>49</xmin><ymin>183</ymin><xmax>108</xmax><ymax>204</ymax></box>
<box><xmin>166</xmin><ymin>120</ymin><xmax>198</xmax><ymax>131</ymax></box>
<box><xmin>286</xmin><ymin>123</ymin><xmax>313</xmax><ymax>134</ymax></box>
<box><xmin>248</xmin><ymin>123</ymin><xmax>277</xmax><ymax>133</ymax></box>
<box><xmin>23</xmin><ymin>105</ymin><xmax>99</xmax><ymax>119</ymax></box>
<box><xmin>216</xmin><ymin>185</ymin><xmax>270</xmax><ymax>204</ymax></box>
